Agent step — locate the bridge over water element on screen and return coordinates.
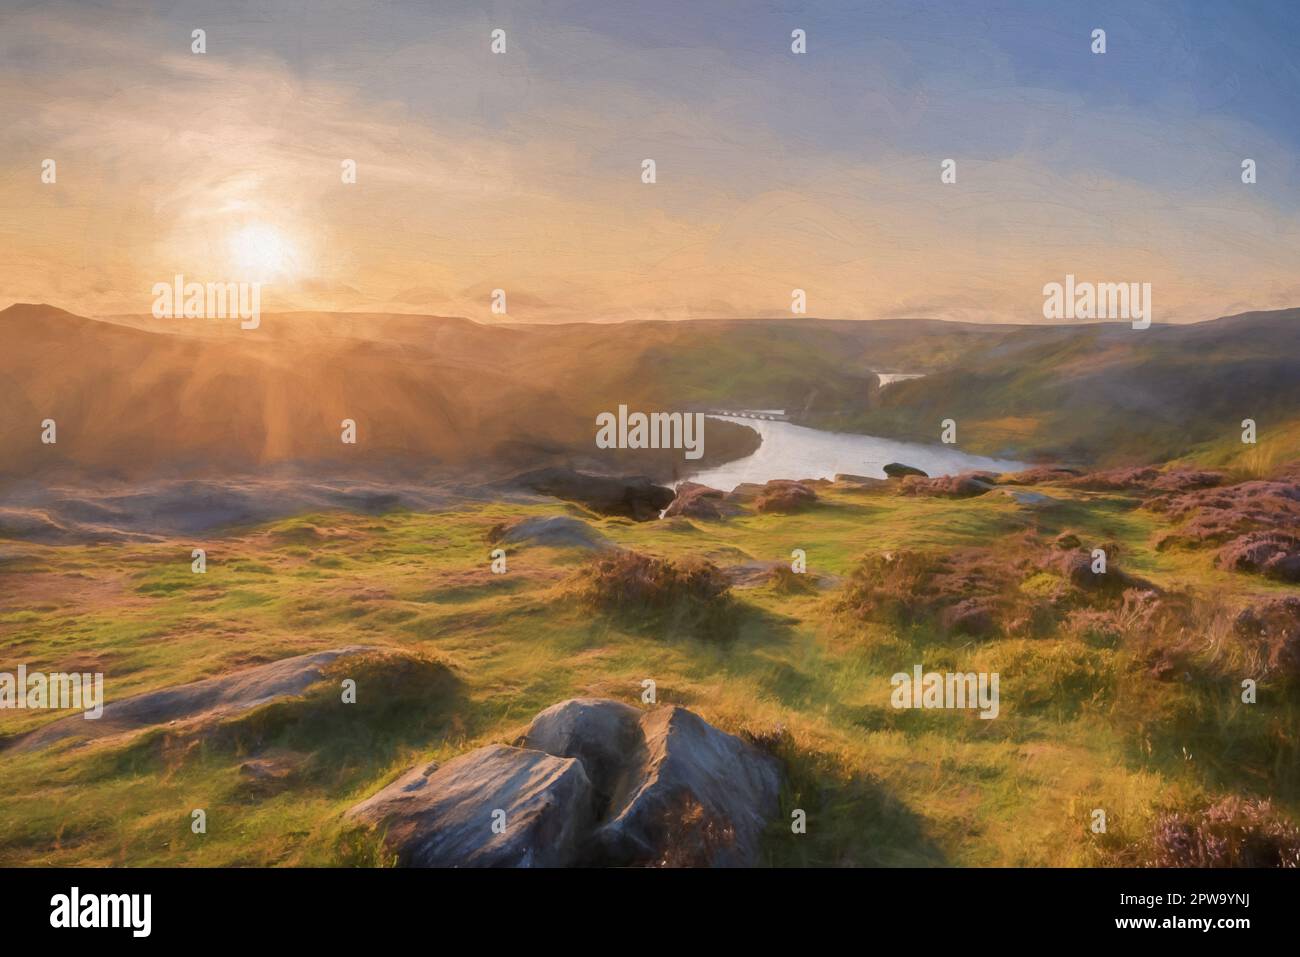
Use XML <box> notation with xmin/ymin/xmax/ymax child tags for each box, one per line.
<box><xmin>706</xmin><ymin>409</ymin><xmax>789</xmax><ymax>421</ymax></box>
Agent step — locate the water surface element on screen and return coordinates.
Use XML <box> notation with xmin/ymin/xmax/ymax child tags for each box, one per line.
<box><xmin>684</xmin><ymin>415</ymin><xmax>1026</xmax><ymax>490</ymax></box>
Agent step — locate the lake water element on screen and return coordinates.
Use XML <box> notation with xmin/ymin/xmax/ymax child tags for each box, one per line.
<box><xmin>683</xmin><ymin>415</ymin><xmax>1027</xmax><ymax>490</ymax></box>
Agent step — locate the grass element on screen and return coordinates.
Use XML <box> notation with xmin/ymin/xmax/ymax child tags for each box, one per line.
<box><xmin>0</xmin><ymin>481</ymin><xmax>1297</xmax><ymax>867</ymax></box>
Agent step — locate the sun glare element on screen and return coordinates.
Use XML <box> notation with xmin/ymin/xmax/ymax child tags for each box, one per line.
<box><xmin>227</xmin><ymin>222</ymin><xmax>298</xmax><ymax>281</ymax></box>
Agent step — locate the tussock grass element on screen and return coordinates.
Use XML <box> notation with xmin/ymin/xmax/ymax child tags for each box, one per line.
<box><xmin>568</xmin><ymin>548</ymin><xmax>741</xmax><ymax>641</ymax></box>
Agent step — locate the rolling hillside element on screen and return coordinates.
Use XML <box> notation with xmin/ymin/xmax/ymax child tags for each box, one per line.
<box><xmin>3</xmin><ymin>303</ymin><xmax>1298</xmax><ymax>484</ymax></box>
<box><xmin>810</xmin><ymin>310</ymin><xmax>1300</xmax><ymax>466</ymax></box>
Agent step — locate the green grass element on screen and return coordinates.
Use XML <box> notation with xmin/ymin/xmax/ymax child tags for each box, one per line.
<box><xmin>0</xmin><ymin>483</ymin><xmax>1296</xmax><ymax>866</ymax></box>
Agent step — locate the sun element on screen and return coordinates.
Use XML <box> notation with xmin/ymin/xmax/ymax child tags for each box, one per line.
<box><xmin>227</xmin><ymin>222</ymin><xmax>298</xmax><ymax>281</ymax></box>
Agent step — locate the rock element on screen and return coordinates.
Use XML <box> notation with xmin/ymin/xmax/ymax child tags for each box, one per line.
<box><xmin>13</xmin><ymin>646</ymin><xmax>373</xmax><ymax>752</ymax></box>
<box><xmin>1217</xmin><ymin>531</ymin><xmax>1300</xmax><ymax>582</ymax></box>
<box><xmin>900</xmin><ymin>472</ymin><xmax>996</xmax><ymax>498</ymax></box>
<box><xmin>524</xmin><ymin>698</ymin><xmax>643</xmax><ymax>801</ymax></box>
<box><xmin>502</xmin><ymin>467</ymin><xmax>674</xmax><ymax>521</ymax></box>
<box><xmin>594</xmin><ymin>706</ymin><xmax>782</xmax><ymax>867</ymax></box>
<box><xmin>726</xmin><ymin>483</ymin><xmax>767</xmax><ymax>501</ymax></box>
<box><xmin>346</xmin><ymin>745</ymin><xmax>595</xmax><ymax>867</ymax></box>
<box><xmin>1054</xmin><ymin>532</ymin><xmax>1082</xmax><ymax>550</ymax></box>
<box><xmin>1000</xmin><ymin>489</ymin><xmax>1062</xmax><ymax>508</ymax></box>
<box><xmin>487</xmin><ymin>515</ymin><xmax>612</xmax><ymax>550</ymax></box>
<box><xmin>348</xmin><ymin>698</ymin><xmax>783</xmax><ymax>868</ymax></box>
<box><xmin>754</xmin><ymin>480</ymin><xmax>818</xmax><ymax>513</ymax></box>
<box><xmin>663</xmin><ymin>482</ymin><xmax>740</xmax><ymax>520</ymax></box>
<box><xmin>883</xmin><ymin>462</ymin><xmax>928</xmax><ymax>479</ymax></box>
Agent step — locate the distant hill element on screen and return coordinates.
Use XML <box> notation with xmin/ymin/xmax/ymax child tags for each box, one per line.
<box><xmin>2</xmin><ymin>303</ymin><xmax>1297</xmax><ymax>482</ymax></box>
<box><xmin>817</xmin><ymin>309</ymin><xmax>1300</xmax><ymax>465</ymax></box>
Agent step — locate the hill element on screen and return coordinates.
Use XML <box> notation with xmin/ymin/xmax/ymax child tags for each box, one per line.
<box><xmin>809</xmin><ymin>309</ymin><xmax>1300</xmax><ymax>466</ymax></box>
<box><xmin>2</xmin><ymin>304</ymin><xmax>1298</xmax><ymax>482</ymax></box>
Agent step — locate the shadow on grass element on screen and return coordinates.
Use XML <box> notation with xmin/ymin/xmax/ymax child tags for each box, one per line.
<box><xmin>760</xmin><ymin>737</ymin><xmax>947</xmax><ymax>866</ymax></box>
<box><xmin>1114</xmin><ymin>669</ymin><xmax>1300</xmax><ymax>803</ymax></box>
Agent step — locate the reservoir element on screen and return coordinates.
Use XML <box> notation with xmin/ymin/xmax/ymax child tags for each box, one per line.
<box><xmin>683</xmin><ymin>415</ymin><xmax>1027</xmax><ymax>490</ymax></box>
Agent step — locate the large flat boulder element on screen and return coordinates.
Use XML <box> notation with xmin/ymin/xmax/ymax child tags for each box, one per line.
<box><xmin>346</xmin><ymin>744</ymin><xmax>595</xmax><ymax>867</ymax></box>
<box><xmin>13</xmin><ymin>646</ymin><xmax>373</xmax><ymax>752</ymax></box>
<box><xmin>348</xmin><ymin>698</ymin><xmax>783</xmax><ymax>867</ymax></box>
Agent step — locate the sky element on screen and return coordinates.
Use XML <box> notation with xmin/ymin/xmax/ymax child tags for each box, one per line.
<box><xmin>2</xmin><ymin>0</ymin><xmax>1299</xmax><ymax>323</ymax></box>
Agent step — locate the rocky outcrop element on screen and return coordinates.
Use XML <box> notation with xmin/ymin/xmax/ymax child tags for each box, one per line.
<box><xmin>900</xmin><ymin>472</ymin><xmax>997</xmax><ymax>498</ymax></box>
<box><xmin>486</xmin><ymin>515</ymin><xmax>613</xmax><ymax>550</ymax></box>
<box><xmin>524</xmin><ymin>698</ymin><xmax>643</xmax><ymax>803</ymax></box>
<box><xmin>592</xmin><ymin>705</ymin><xmax>782</xmax><ymax>867</ymax></box>
<box><xmin>502</xmin><ymin>468</ymin><xmax>675</xmax><ymax>521</ymax></box>
<box><xmin>13</xmin><ymin>646</ymin><xmax>375</xmax><ymax>752</ymax></box>
<box><xmin>346</xmin><ymin>698</ymin><xmax>783</xmax><ymax>867</ymax></box>
<box><xmin>883</xmin><ymin>462</ymin><xmax>928</xmax><ymax>479</ymax></box>
<box><xmin>345</xmin><ymin>745</ymin><xmax>596</xmax><ymax>867</ymax></box>
<box><xmin>754</xmin><ymin>480</ymin><xmax>818</xmax><ymax>513</ymax></box>
<box><xmin>663</xmin><ymin>482</ymin><xmax>742</xmax><ymax>520</ymax></box>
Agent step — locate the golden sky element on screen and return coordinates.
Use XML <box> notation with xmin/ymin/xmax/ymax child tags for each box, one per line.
<box><xmin>2</xmin><ymin>0</ymin><xmax>1299</xmax><ymax>323</ymax></box>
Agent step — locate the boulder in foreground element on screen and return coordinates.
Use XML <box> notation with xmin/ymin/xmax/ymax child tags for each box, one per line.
<box><xmin>347</xmin><ymin>698</ymin><xmax>782</xmax><ymax>867</ymax></box>
<box><xmin>345</xmin><ymin>745</ymin><xmax>595</xmax><ymax>867</ymax></box>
